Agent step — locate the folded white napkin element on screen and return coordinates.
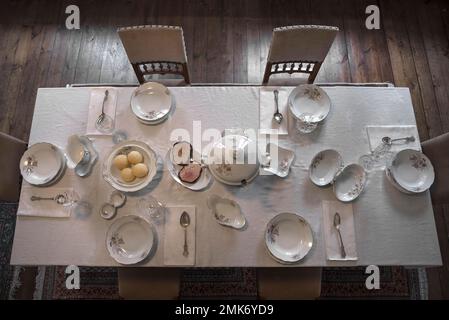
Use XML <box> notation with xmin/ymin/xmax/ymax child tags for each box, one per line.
<box><xmin>164</xmin><ymin>205</ymin><xmax>196</xmax><ymax>266</ymax></box>
<box><xmin>86</xmin><ymin>88</ymin><xmax>118</xmax><ymax>135</ymax></box>
<box><xmin>259</xmin><ymin>87</ymin><xmax>289</xmax><ymax>135</ymax></box>
<box><xmin>18</xmin><ymin>187</ymin><xmax>73</xmax><ymax>218</ymax></box>
<box><xmin>366</xmin><ymin>125</ymin><xmax>420</xmax><ymax>152</ymax></box>
<box><xmin>322</xmin><ymin>201</ymin><xmax>357</xmax><ymax>261</ymax></box>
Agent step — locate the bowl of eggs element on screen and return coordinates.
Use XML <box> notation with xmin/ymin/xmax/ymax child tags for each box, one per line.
<box><xmin>102</xmin><ymin>140</ymin><xmax>157</xmax><ymax>192</ymax></box>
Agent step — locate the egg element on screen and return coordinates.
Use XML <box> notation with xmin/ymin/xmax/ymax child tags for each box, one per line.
<box><xmin>113</xmin><ymin>154</ymin><xmax>129</xmax><ymax>170</ymax></box>
<box><xmin>120</xmin><ymin>167</ymin><xmax>135</xmax><ymax>182</ymax></box>
<box><xmin>127</xmin><ymin>151</ymin><xmax>143</xmax><ymax>164</ymax></box>
<box><xmin>132</xmin><ymin>163</ymin><xmax>149</xmax><ymax>178</ymax></box>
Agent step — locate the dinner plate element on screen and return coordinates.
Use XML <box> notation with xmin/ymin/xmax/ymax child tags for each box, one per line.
<box><xmin>20</xmin><ymin>142</ymin><xmax>66</xmax><ymax>186</ymax></box>
<box><xmin>265</xmin><ymin>213</ymin><xmax>313</xmax><ymax>264</ymax></box>
<box><xmin>207</xmin><ymin>134</ymin><xmax>260</xmax><ymax>186</ymax></box>
<box><xmin>309</xmin><ymin>149</ymin><xmax>343</xmax><ymax>186</ymax></box>
<box><xmin>388</xmin><ymin>149</ymin><xmax>434</xmax><ymax>193</ymax></box>
<box><xmin>106</xmin><ymin>215</ymin><xmax>156</xmax><ymax>265</ymax></box>
<box><xmin>102</xmin><ymin>140</ymin><xmax>158</xmax><ymax>193</ymax></box>
<box><xmin>333</xmin><ymin>164</ymin><xmax>367</xmax><ymax>202</ymax></box>
<box><xmin>165</xmin><ymin>148</ymin><xmax>212</xmax><ymax>191</ymax></box>
<box><xmin>131</xmin><ymin>82</ymin><xmax>172</xmax><ymax>124</ymax></box>
<box><xmin>288</xmin><ymin>84</ymin><xmax>331</xmax><ymax>122</ymax></box>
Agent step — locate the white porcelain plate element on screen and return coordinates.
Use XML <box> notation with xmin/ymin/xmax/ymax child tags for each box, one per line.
<box><xmin>165</xmin><ymin>147</ymin><xmax>212</xmax><ymax>191</ymax></box>
<box><xmin>389</xmin><ymin>149</ymin><xmax>434</xmax><ymax>193</ymax></box>
<box><xmin>103</xmin><ymin>140</ymin><xmax>157</xmax><ymax>193</ymax></box>
<box><xmin>265</xmin><ymin>212</ymin><xmax>313</xmax><ymax>264</ymax></box>
<box><xmin>333</xmin><ymin>164</ymin><xmax>367</xmax><ymax>202</ymax></box>
<box><xmin>106</xmin><ymin>215</ymin><xmax>156</xmax><ymax>265</ymax></box>
<box><xmin>20</xmin><ymin>142</ymin><xmax>65</xmax><ymax>186</ymax></box>
<box><xmin>131</xmin><ymin>82</ymin><xmax>172</xmax><ymax>124</ymax></box>
<box><xmin>288</xmin><ymin>84</ymin><xmax>331</xmax><ymax>122</ymax></box>
<box><xmin>309</xmin><ymin>149</ymin><xmax>343</xmax><ymax>186</ymax></box>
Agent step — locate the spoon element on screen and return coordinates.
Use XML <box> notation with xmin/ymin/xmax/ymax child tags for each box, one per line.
<box><xmin>382</xmin><ymin>136</ymin><xmax>415</xmax><ymax>146</ymax></box>
<box><xmin>273</xmin><ymin>90</ymin><xmax>283</xmax><ymax>124</ymax></box>
<box><xmin>31</xmin><ymin>194</ymin><xmax>67</xmax><ymax>205</ymax></box>
<box><xmin>180</xmin><ymin>211</ymin><xmax>190</xmax><ymax>257</ymax></box>
<box><xmin>333</xmin><ymin>212</ymin><xmax>346</xmax><ymax>258</ymax></box>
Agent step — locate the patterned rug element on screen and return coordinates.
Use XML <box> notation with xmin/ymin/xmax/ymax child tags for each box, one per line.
<box><xmin>0</xmin><ymin>203</ymin><xmax>18</xmax><ymax>300</ymax></box>
<box><xmin>0</xmin><ymin>203</ymin><xmax>428</xmax><ymax>300</ymax></box>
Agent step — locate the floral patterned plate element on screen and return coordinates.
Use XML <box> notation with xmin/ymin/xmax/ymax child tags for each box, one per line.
<box><xmin>106</xmin><ymin>215</ymin><xmax>157</xmax><ymax>265</ymax></box>
<box><xmin>333</xmin><ymin>164</ymin><xmax>367</xmax><ymax>202</ymax></box>
<box><xmin>207</xmin><ymin>194</ymin><xmax>246</xmax><ymax>229</ymax></box>
<box><xmin>20</xmin><ymin>142</ymin><xmax>66</xmax><ymax>186</ymax></box>
<box><xmin>130</xmin><ymin>82</ymin><xmax>172</xmax><ymax>125</ymax></box>
<box><xmin>288</xmin><ymin>84</ymin><xmax>331</xmax><ymax>123</ymax></box>
<box><xmin>309</xmin><ymin>149</ymin><xmax>343</xmax><ymax>186</ymax></box>
<box><xmin>265</xmin><ymin>212</ymin><xmax>313</xmax><ymax>264</ymax></box>
<box><xmin>388</xmin><ymin>149</ymin><xmax>434</xmax><ymax>194</ymax></box>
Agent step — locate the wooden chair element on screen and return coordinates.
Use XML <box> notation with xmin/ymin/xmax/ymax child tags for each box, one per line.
<box><xmin>263</xmin><ymin>25</ymin><xmax>339</xmax><ymax>86</ymax></box>
<box><xmin>0</xmin><ymin>132</ymin><xmax>27</xmax><ymax>202</ymax></box>
<box><xmin>117</xmin><ymin>25</ymin><xmax>190</xmax><ymax>86</ymax></box>
<box><xmin>421</xmin><ymin>132</ymin><xmax>449</xmax><ymax>205</ymax></box>
<box><xmin>118</xmin><ymin>268</ymin><xmax>180</xmax><ymax>300</ymax></box>
<box><xmin>257</xmin><ymin>268</ymin><xmax>322</xmax><ymax>300</ymax></box>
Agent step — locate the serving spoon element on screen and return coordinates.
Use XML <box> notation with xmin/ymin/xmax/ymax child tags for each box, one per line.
<box><xmin>333</xmin><ymin>212</ymin><xmax>346</xmax><ymax>258</ymax></box>
<box><xmin>273</xmin><ymin>90</ymin><xmax>283</xmax><ymax>124</ymax></box>
<box><xmin>180</xmin><ymin>211</ymin><xmax>191</xmax><ymax>257</ymax></box>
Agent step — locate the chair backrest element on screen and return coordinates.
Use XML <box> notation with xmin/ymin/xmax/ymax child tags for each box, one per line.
<box><xmin>118</xmin><ymin>25</ymin><xmax>190</xmax><ymax>84</ymax></box>
<box><xmin>263</xmin><ymin>25</ymin><xmax>339</xmax><ymax>84</ymax></box>
<box><xmin>421</xmin><ymin>132</ymin><xmax>449</xmax><ymax>205</ymax></box>
<box><xmin>0</xmin><ymin>132</ymin><xmax>27</xmax><ymax>202</ymax></box>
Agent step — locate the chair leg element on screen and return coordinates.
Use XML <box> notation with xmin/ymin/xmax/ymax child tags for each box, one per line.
<box><xmin>262</xmin><ymin>62</ymin><xmax>272</xmax><ymax>85</ymax></box>
<box><xmin>308</xmin><ymin>62</ymin><xmax>322</xmax><ymax>84</ymax></box>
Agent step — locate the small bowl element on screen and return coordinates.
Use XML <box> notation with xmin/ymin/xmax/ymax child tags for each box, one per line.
<box><xmin>109</xmin><ymin>191</ymin><xmax>126</xmax><ymax>208</ymax></box>
<box><xmin>333</xmin><ymin>164</ymin><xmax>367</xmax><ymax>202</ymax></box>
<box><xmin>309</xmin><ymin>149</ymin><xmax>343</xmax><ymax>187</ymax></box>
<box><xmin>100</xmin><ymin>203</ymin><xmax>116</xmax><ymax>220</ymax></box>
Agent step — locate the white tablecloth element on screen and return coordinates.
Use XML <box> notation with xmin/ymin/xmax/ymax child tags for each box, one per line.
<box><xmin>11</xmin><ymin>86</ymin><xmax>442</xmax><ymax>267</ymax></box>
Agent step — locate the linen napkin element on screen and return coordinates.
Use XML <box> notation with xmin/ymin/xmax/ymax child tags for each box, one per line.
<box><xmin>18</xmin><ymin>187</ymin><xmax>73</xmax><ymax>218</ymax></box>
<box><xmin>322</xmin><ymin>200</ymin><xmax>357</xmax><ymax>261</ymax></box>
<box><xmin>366</xmin><ymin>125</ymin><xmax>420</xmax><ymax>152</ymax></box>
<box><xmin>259</xmin><ymin>87</ymin><xmax>289</xmax><ymax>135</ymax></box>
<box><xmin>86</xmin><ymin>88</ymin><xmax>118</xmax><ymax>135</ymax></box>
<box><xmin>164</xmin><ymin>205</ymin><xmax>196</xmax><ymax>266</ymax></box>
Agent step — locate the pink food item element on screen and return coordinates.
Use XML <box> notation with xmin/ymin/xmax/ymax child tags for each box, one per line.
<box><xmin>178</xmin><ymin>162</ymin><xmax>202</xmax><ymax>183</ymax></box>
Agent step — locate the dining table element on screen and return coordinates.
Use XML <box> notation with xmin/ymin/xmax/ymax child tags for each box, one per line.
<box><xmin>10</xmin><ymin>84</ymin><xmax>442</xmax><ymax>267</ymax></box>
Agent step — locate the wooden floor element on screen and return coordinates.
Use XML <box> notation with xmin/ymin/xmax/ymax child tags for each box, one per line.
<box><xmin>0</xmin><ymin>0</ymin><xmax>448</xmax><ymax>298</ymax></box>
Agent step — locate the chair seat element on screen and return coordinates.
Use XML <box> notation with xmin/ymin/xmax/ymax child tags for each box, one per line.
<box><xmin>257</xmin><ymin>267</ymin><xmax>322</xmax><ymax>300</ymax></box>
<box><xmin>118</xmin><ymin>268</ymin><xmax>180</xmax><ymax>300</ymax></box>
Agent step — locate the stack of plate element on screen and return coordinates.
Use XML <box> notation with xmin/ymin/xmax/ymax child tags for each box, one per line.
<box><xmin>106</xmin><ymin>215</ymin><xmax>157</xmax><ymax>264</ymax></box>
<box><xmin>130</xmin><ymin>82</ymin><xmax>173</xmax><ymax>125</ymax></box>
<box><xmin>288</xmin><ymin>84</ymin><xmax>331</xmax><ymax>124</ymax></box>
<box><xmin>385</xmin><ymin>149</ymin><xmax>434</xmax><ymax>194</ymax></box>
<box><xmin>20</xmin><ymin>142</ymin><xmax>66</xmax><ymax>187</ymax></box>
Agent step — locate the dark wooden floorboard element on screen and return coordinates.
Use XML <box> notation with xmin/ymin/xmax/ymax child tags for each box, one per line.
<box><xmin>0</xmin><ymin>0</ymin><xmax>448</xmax><ymax>299</ymax></box>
